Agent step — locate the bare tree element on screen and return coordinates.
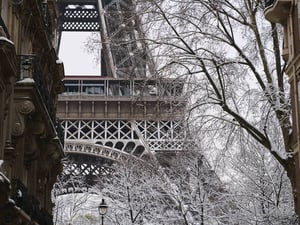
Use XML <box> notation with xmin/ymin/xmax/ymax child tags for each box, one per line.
<box><xmin>156</xmin><ymin>150</ymin><xmax>237</xmax><ymax>225</ymax></box>
<box><xmin>53</xmin><ymin>174</ymin><xmax>97</xmax><ymax>225</ymax></box>
<box><xmin>127</xmin><ymin>0</ymin><xmax>298</xmax><ymax>217</ymax></box>
<box><xmin>92</xmin><ymin>155</ymin><xmax>234</xmax><ymax>225</ymax></box>
<box><xmin>53</xmin><ymin>151</ymin><xmax>295</xmax><ymax>224</ymax></box>
<box><xmin>92</xmin><ymin>149</ymin><xmax>294</xmax><ymax>224</ymax></box>
<box><xmin>226</xmin><ymin>141</ymin><xmax>297</xmax><ymax>224</ymax></box>
<box><xmin>91</xmin><ymin>161</ymin><xmax>161</xmax><ymax>225</ymax></box>
<box><xmin>83</xmin><ymin>0</ymin><xmax>299</xmax><ymax>221</ymax></box>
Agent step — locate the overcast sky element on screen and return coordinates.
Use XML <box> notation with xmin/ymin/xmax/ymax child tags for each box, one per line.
<box><xmin>58</xmin><ymin>32</ymin><xmax>100</xmax><ymax>76</ymax></box>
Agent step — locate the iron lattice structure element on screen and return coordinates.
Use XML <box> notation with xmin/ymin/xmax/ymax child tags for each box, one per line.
<box><xmin>57</xmin><ymin>1</ymin><xmax>100</xmax><ymax>32</ymax></box>
<box><xmin>57</xmin><ymin>0</ymin><xmax>154</xmax><ymax>77</ymax></box>
<box><xmin>56</xmin><ymin>0</ymin><xmax>191</xmax><ymax>193</ymax></box>
<box><xmin>56</xmin><ymin>76</ymin><xmax>189</xmax><ymax>191</ymax></box>
<box><xmin>63</xmin><ymin>119</ymin><xmax>192</xmax><ymax>160</ymax></box>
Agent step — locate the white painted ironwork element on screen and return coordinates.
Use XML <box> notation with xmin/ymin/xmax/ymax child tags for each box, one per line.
<box><xmin>62</xmin><ymin>119</ymin><xmax>191</xmax><ymax>157</ymax></box>
<box><xmin>64</xmin><ymin>140</ymin><xmax>143</xmax><ymax>161</ymax></box>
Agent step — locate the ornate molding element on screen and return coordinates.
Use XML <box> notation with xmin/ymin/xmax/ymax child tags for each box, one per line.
<box><xmin>23</xmin><ymin>118</ymin><xmax>47</xmax><ymax>169</ymax></box>
<box><xmin>12</xmin><ymin>100</ymin><xmax>35</xmax><ymax>137</ymax></box>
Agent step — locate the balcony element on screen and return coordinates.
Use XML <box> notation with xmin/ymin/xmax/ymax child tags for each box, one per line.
<box><xmin>16</xmin><ymin>55</ymin><xmax>64</xmax><ymax>147</ymax></box>
<box><xmin>264</xmin><ymin>0</ymin><xmax>291</xmax><ymax>24</ymax></box>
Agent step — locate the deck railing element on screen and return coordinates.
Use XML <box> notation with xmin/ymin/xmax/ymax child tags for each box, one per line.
<box><xmin>61</xmin><ymin>78</ymin><xmax>185</xmax><ymax>99</ymax></box>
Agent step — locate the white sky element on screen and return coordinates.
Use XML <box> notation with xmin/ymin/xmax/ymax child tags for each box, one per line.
<box><xmin>58</xmin><ymin>32</ymin><xmax>100</xmax><ymax>76</ymax></box>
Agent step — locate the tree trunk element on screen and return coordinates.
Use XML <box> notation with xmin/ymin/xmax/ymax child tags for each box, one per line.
<box><xmin>284</xmin><ymin>156</ymin><xmax>299</xmax><ymax>223</ymax></box>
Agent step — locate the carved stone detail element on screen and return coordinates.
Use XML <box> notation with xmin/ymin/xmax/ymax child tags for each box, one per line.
<box><xmin>3</xmin><ymin>140</ymin><xmax>17</xmax><ymax>165</ymax></box>
<box><xmin>16</xmin><ymin>100</ymin><xmax>35</xmax><ymax>115</ymax></box>
<box><xmin>3</xmin><ymin>80</ymin><xmax>13</xmax><ymax>118</ymax></box>
<box><xmin>24</xmin><ymin>119</ymin><xmax>47</xmax><ymax>169</ymax></box>
<box><xmin>12</xmin><ymin>100</ymin><xmax>35</xmax><ymax>137</ymax></box>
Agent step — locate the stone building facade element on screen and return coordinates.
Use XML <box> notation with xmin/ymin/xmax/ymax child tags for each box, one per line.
<box><xmin>0</xmin><ymin>1</ymin><xmax>64</xmax><ymax>224</ymax></box>
<box><xmin>265</xmin><ymin>0</ymin><xmax>300</xmax><ymax>218</ymax></box>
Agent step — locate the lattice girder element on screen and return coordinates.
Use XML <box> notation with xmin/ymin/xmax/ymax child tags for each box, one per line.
<box><xmin>63</xmin><ymin>119</ymin><xmax>191</xmax><ymax>153</ymax></box>
<box><xmin>102</xmin><ymin>0</ymin><xmax>150</xmax><ymax>77</ymax></box>
<box><xmin>57</xmin><ymin>0</ymin><xmax>154</xmax><ymax>77</ymax></box>
<box><xmin>58</xmin><ymin>1</ymin><xmax>100</xmax><ymax>32</ymax></box>
<box><xmin>64</xmin><ymin>140</ymin><xmax>150</xmax><ymax>160</ymax></box>
<box><xmin>54</xmin><ymin>153</ymin><xmax>115</xmax><ymax>195</ymax></box>
<box><xmin>63</xmin><ymin>154</ymin><xmax>114</xmax><ymax>176</ymax></box>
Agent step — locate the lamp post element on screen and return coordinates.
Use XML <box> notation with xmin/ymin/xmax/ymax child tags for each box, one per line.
<box><xmin>98</xmin><ymin>199</ymin><xmax>108</xmax><ymax>225</ymax></box>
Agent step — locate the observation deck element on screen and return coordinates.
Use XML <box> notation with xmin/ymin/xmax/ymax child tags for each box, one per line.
<box><xmin>57</xmin><ymin>76</ymin><xmax>186</xmax><ymax>121</ymax></box>
<box><xmin>56</xmin><ymin>75</ymin><xmax>190</xmax><ymax>184</ymax></box>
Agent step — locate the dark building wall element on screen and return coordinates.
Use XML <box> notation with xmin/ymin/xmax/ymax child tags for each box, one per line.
<box><xmin>0</xmin><ymin>1</ymin><xmax>65</xmax><ymax>224</ymax></box>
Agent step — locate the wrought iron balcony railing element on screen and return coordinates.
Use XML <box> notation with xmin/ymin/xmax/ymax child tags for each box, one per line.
<box><xmin>17</xmin><ymin>55</ymin><xmax>64</xmax><ymax>146</ymax></box>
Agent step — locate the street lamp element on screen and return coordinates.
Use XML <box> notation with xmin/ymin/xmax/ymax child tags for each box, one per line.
<box><xmin>98</xmin><ymin>199</ymin><xmax>108</xmax><ymax>225</ymax></box>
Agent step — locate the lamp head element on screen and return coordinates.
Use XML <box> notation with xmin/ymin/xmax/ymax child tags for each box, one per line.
<box><xmin>98</xmin><ymin>199</ymin><xmax>108</xmax><ymax>215</ymax></box>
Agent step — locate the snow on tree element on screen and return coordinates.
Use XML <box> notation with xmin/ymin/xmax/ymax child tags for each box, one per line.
<box><xmin>82</xmin><ymin>0</ymin><xmax>300</xmax><ymax>222</ymax></box>
<box><xmin>123</xmin><ymin>0</ymin><xmax>298</xmax><ymax>217</ymax></box>
<box><xmin>53</xmin><ymin>172</ymin><xmax>99</xmax><ymax>225</ymax></box>
<box><xmin>91</xmin><ymin>153</ymin><xmax>237</xmax><ymax>225</ymax></box>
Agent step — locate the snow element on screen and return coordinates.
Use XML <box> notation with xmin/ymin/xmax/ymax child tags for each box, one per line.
<box><xmin>0</xmin><ymin>36</ymin><xmax>14</xmax><ymax>45</ymax></box>
<box><xmin>17</xmin><ymin>78</ymin><xmax>35</xmax><ymax>83</ymax></box>
<box><xmin>56</xmin><ymin>59</ymin><xmax>63</xmax><ymax>64</ymax></box>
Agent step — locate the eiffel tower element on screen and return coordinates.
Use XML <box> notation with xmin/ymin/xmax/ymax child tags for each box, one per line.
<box><xmin>56</xmin><ymin>0</ymin><xmax>190</xmax><ymax>193</ymax></box>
